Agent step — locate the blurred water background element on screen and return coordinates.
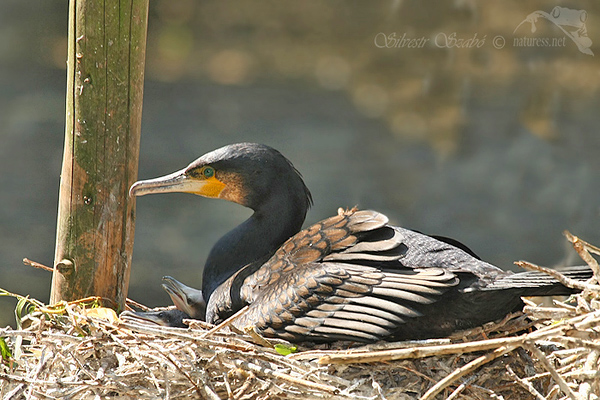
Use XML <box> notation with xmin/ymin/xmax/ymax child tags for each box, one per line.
<box><xmin>1</xmin><ymin>0</ymin><xmax>599</xmax><ymax>327</ymax></box>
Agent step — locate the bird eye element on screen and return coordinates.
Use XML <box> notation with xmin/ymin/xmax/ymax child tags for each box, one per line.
<box><xmin>202</xmin><ymin>166</ymin><xmax>215</xmax><ymax>178</ymax></box>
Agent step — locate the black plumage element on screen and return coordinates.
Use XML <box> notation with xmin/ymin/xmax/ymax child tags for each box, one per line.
<box><xmin>130</xmin><ymin>143</ymin><xmax>591</xmax><ymax>342</ymax></box>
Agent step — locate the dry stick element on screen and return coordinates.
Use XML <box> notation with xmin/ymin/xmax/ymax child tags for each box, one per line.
<box><xmin>216</xmin><ymin>353</ymin><xmax>234</xmax><ymax>399</ymax></box>
<box><xmin>318</xmin><ymin>329</ymin><xmax>554</xmax><ymax>365</ymax></box>
<box><xmin>244</xmin><ymin>325</ymin><xmax>274</xmax><ymax>348</ymax></box>
<box><xmin>3</xmin><ymin>383</ymin><xmax>26</xmax><ymax>400</ymax></box>
<box><xmin>553</xmin><ymin>298</ymin><xmax>578</xmax><ymax>311</ymax></box>
<box><xmin>449</xmin><ymin>311</ymin><xmax>525</xmax><ymax>338</ymax></box>
<box><xmin>22</xmin><ymin>257</ymin><xmax>150</xmax><ymax>313</ymax></box>
<box><xmin>318</xmin><ymin>310</ymin><xmax>600</xmax><ymax>366</ymax></box>
<box><xmin>106</xmin><ymin>328</ymin><xmax>164</xmax><ymax>393</ymax></box>
<box><xmin>418</xmin><ymin>344</ymin><xmax>517</xmax><ymax>400</ymax></box>
<box><xmin>118</xmin><ymin>320</ymin><xmax>257</xmax><ymax>355</ymax></box>
<box><xmin>145</xmin><ymin>341</ymin><xmax>210</xmax><ymax>399</ymax></box>
<box><xmin>514</xmin><ymin>260</ymin><xmax>600</xmax><ymax>292</ymax></box>
<box><xmin>318</xmin><ymin>338</ymin><xmax>515</xmax><ymax>365</ymax></box>
<box><xmin>578</xmin><ymin>349</ymin><xmax>600</xmax><ymax>400</ymax></box>
<box><xmin>200</xmin><ymin>305</ymin><xmax>249</xmax><ymax>339</ymax></box>
<box><xmin>444</xmin><ymin>381</ymin><xmax>468</xmax><ymax>400</ymax></box>
<box><xmin>397</xmin><ymin>365</ymin><xmax>437</xmax><ymax>384</ymax></box>
<box><xmin>564</xmin><ymin>231</ymin><xmax>600</xmax><ymax>278</ymax></box>
<box><xmin>563</xmin><ymin>370</ymin><xmax>600</xmax><ymax>380</ymax></box>
<box><xmin>124</xmin><ymin>297</ymin><xmax>153</xmax><ymax>312</ymax></box>
<box><xmin>573</xmin><ymin>312</ymin><xmax>600</xmax><ymax>331</ymax></box>
<box><xmin>162</xmin><ymin>363</ymin><xmax>170</xmax><ymax>400</ymax></box>
<box><xmin>536</xmin><ymin>310</ymin><xmax>600</xmax><ymax>334</ymax></box>
<box><xmin>524</xmin><ymin>361</ymin><xmax>590</xmax><ymax>383</ymax></box>
<box><xmin>522</xmin><ymin>306</ymin><xmax>576</xmax><ymax>320</ymax></box>
<box><xmin>292</xmin><ymin>338</ymin><xmax>450</xmax><ymax>362</ymax></box>
<box><xmin>0</xmin><ymin>371</ymin><xmax>110</xmax><ymax>389</ymax></box>
<box><xmin>22</xmin><ymin>258</ymin><xmax>53</xmax><ymax>272</ymax></box>
<box><xmin>233</xmin><ymin>371</ymin><xmax>256</xmax><ymax>400</ymax></box>
<box><xmin>506</xmin><ymin>365</ymin><xmax>546</xmax><ymax>400</ymax></box>
<box><xmin>233</xmin><ymin>359</ymin><xmax>340</xmax><ymax>395</ymax></box>
<box><xmin>185</xmin><ymin>319</ymin><xmax>215</xmax><ymax>330</ymax></box>
<box><xmin>526</xmin><ymin>343</ymin><xmax>578</xmax><ymax>400</ymax></box>
<box><xmin>443</xmin><ymin>375</ymin><xmax>478</xmax><ymax>400</ymax></box>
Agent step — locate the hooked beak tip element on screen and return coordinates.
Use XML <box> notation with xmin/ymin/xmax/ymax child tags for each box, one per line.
<box><xmin>127</xmin><ymin>169</ymin><xmax>189</xmax><ymax>198</ymax></box>
<box><xmin>129</xmin><ymin>182</ymin><xmax>139</xmax><ymax>198</ymax></box>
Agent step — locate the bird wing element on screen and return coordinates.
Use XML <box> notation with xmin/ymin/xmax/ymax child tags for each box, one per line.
<box><xmin>236</xmin><ymin>209</ymin><xmax>460</xmax><ymax>342</ymax></box>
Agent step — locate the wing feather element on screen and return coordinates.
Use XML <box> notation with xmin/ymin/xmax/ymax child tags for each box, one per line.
<box><xmin>225</xmin><ymin>209</ymin><xmax>460</xmax><ymax>342</ymax></box>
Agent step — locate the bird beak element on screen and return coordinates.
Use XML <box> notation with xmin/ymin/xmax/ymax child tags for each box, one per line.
<box><xmin>120</xmin><ymin>310</ymin><xmax>164</xmax><ymax>326</ymax></box>
<box><xmin>129</xmin><ymin>168</ymin><xmax>225</xmax><ymax>198</ymax></box>
<box><xmin>161</xmin><ymin>276</ymin><xmax>189</xmax><ymax>312</ymax></box>
<box><xmin>162</xmin><ymin>276</ymin><xmax>206</xmax><ymax>319</ymax></box>
<box><xmin>130</xmin><ymin>168</ymin><xmax>188</xmax><ymax>197</ymax></box>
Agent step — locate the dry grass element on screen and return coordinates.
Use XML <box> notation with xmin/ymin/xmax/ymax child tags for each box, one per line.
<box><xmin>1</xmin><ymin>233</ymin><xmax>599</xmax><ymax>400</ymax></box>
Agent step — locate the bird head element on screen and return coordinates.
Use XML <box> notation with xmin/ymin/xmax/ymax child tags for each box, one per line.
<box><xmin>161</xmin><ymin>276</ymin><xmax>206</xmax><ymax>320</ymax></box>
<box><xmin>129</xmin><ymin>142</ymin><xmax>312</xmax><ymax>212</ymax></box>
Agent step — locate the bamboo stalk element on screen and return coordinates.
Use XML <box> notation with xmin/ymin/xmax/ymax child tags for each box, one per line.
<box><xmin>51</xmin><ymin>0</ymin><xmax>149</xmax><ymax>309</ymax></box>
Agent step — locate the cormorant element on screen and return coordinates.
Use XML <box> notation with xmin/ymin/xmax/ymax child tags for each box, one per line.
<box><xmin>118</xmin><ymin>277</ymin><xmax>206</xmax><ymax>328</ymax></box>
<box><xmin>130</xmin><ymin>143</ymin><xmax>591</xmax><ymax>342</ymax></box>
<box><xmin>120</xmin><ymin>309</ymin><xmax>189</xmax><ymax>328</ymax></box>
<box><xmin>162</xmin><ymin>276</ymin><xmax>206</xmax><ymax>320</ymax></box>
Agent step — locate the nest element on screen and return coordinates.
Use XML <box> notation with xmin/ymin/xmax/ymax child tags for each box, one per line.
<box><xmin>1</xmin><ymin>233</ymin><xmax>599</xmax><ymax>400</ymax></box>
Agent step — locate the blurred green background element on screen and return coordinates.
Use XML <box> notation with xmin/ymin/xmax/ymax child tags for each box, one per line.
<box><xmin>1</xmin><ymin>0</ymin><xmax>599</xmax><ymax>327</ymax></box>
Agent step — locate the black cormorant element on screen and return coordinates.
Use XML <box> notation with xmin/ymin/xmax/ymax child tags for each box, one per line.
<box><xmin>119</xmin><ymin>277</ymin><xmax>206</xmax><ymax>328</ymax></box>
<box><xmin>130</xmin><ymin>143</ymin><xmax>591</xmax><ymax>342</ymax></box>
<box><xmin>120</xmin><ymin>309</ymin><xmax>189</xmax><ymax>328</ymax></box>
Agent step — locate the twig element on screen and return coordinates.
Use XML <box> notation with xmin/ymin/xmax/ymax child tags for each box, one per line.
<box><xmin>533</xmin><ymin>310</ymin><xmax>600</xmax><ymax>334</ymax></box>
<box><xmin>318</xmin><ymin>331</ymin><xmax>550</xmax><ymax>365</ymax></box>
<box><xmin>0</xmin><ymin>371</ymin><xmax>109</xmax><ymax>389</ymax></box>
<box><xmin>515</xmin><ymin>261</ymin><xmax>600</xmax><ymax>292</ymax></box>
<box><xmin>185</xmin><ymin>319</ymin><xmax>215</xmax><ymax>330</ymax></box>
<box><xmin>573</xmin><ymin>311</ymin><xmax>600</xmax><ymax>331</ymax></box>
<box><xmin>506</xmin><ymin>365</ymin><xmax>546</xmax><ymax>400</ymax></box>
<box><xmin>578</xmin><ymin>349</ymin><xmax>599</xmax><ymax>400</ymax></box>
<box><xmin>38</xmin><ymin>296</ymin><xmax>117</xmax><ymax>314</ymax></box>
<box><xmin>292</xmin><ymin>338</ymin><xmax>450</xmax><ymax>361</ymax></box>
<box><xmin>233</xmin><ymin>359</ymin><xmax>339</xmax><ymax>395</ymax></box>
<box><xmin>233</xmin><ymin>371</ymin><xmax>256</xmax><ymax>400</ymax></box>
<box><xmin>124</xmin><ymin>297</ymin><xmax>153</xmax><ymax>312</ymax></box>
<box><xmin>445</xmin><ymin>380</ymin><xmax>468</xmax><ymax>400</ymax></box>
<box><xmin>22</xmin><ymin>258</ymin><xmax>53</xmax><ymax>272</ymax></box>
<box><xmin>216</xmin><ymin>353</ymin><xmax>234</xmax><ymax>399</ymax></box>
<box><xmin>244</xmin><ymin>325</ymin><xmax>274</xmax><ymax>348</ymax></box>
<box><xmin>553</xmin><ymin>299</ymin><xmax>577</xmax><ymax>311</ymax></box>
<box><xmin>318</xmin><ymin>310</ymin><xmax>598</xmax><ymax>365</ymax></box>
<box><xmin>564</xmin><ymin>231</ymin><xmax>600</xmax><ymax>281</ymax></box>
<box><xmin>449</xmin><ymin>312</ymin><xmax>527</xmax><ymax>340</ymax></box>
<box><xmin>200</xmin><ymin>305</ymin><xmax>249</xmax><ymax>339</ymax></box>
<box><xmin>145</xmin><ymin>340</ymin><xmax>216</xmax><ymax>400</ymax></box>
<box><xmin>162</xmin><ymin>363</ymin><xmax>170</xmax><ymax>400</ymax></box>
<box><xmin>526</xmin><ymin>343</ymin><xmax>578</xmax><ymax>400</ymax></box>
<box><xmin>2</xmin><ymin>383</ymin><xmax>26</xmax><ymax>400</ymax></box>
<box><xmin>419</xmin><ymin>345</ymin><xmax>517</xmax><ymax>400</ymax></box>
<box><xmin>523</xmin><ymin>306</ymin><xmax>576</xmax><ymax>320</ymax></box>
<box><xmin>397</xmin><ymin>365</ymin><xmax>437</xmax><ymax>383</ymax></box>
<box><xmin>117</xmin><ymin>319</ymin><xmax>257</xmax><ymax>355</ymax></box>
<box><xmin>17</xmin><ymin>262</ymin><xmax>152</xmax><ymax>313</ymax></box>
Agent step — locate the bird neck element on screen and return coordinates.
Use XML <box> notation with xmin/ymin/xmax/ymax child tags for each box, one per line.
<box><xmin>202</xmin><ymin>189</ymin><xmax>308</xmax><ymax>301</ymax></box>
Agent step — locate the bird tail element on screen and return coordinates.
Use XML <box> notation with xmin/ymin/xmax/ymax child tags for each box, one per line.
<box><xmin>484</xmin><ymin>265</ymin><xmax>593</xmax><ymax>296</ymax></box>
